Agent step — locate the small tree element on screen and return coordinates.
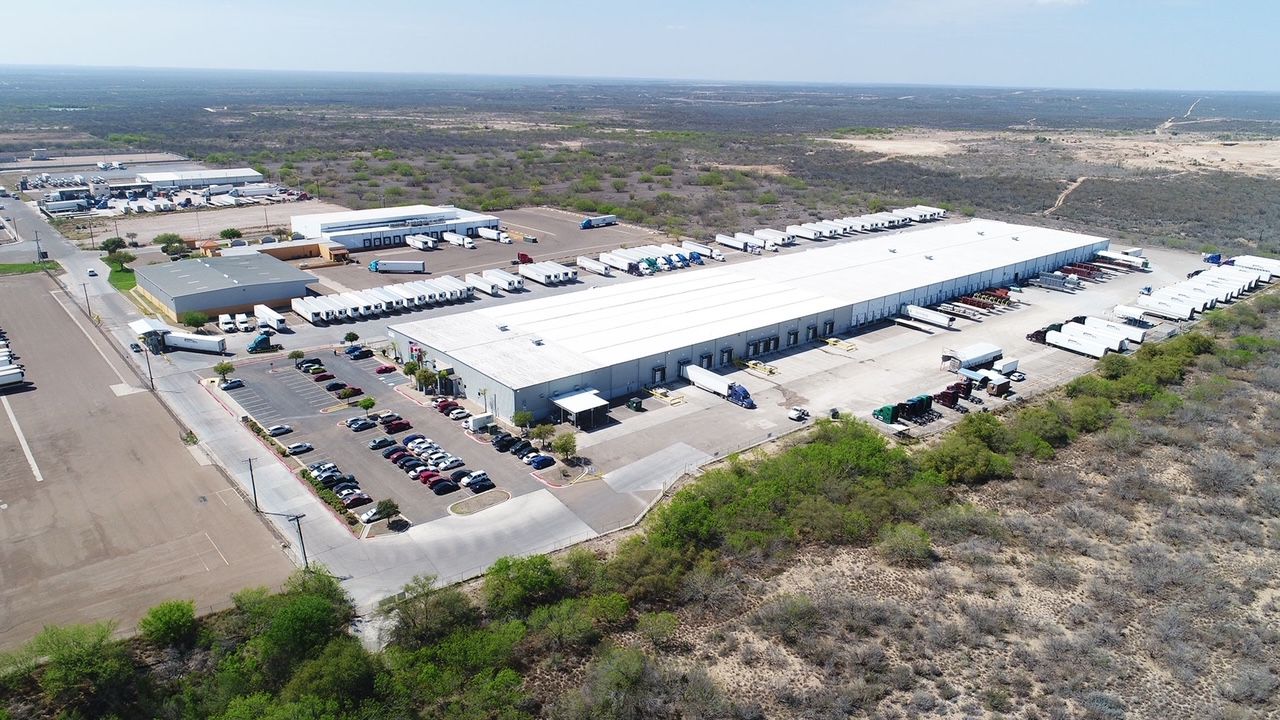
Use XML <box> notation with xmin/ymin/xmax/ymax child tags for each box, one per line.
<box><xmin>637</xmin><ymin>611</ymin><xmax>679</xmax><ymax>647</ymax></box>
<box><xmin>358</xmin><ymin>397</ymin><xmax>376</xmax><ymax>417</ymax></box>
<box><xmin>180</xmin><ymin>311</ymin><xmax>210</xmax><ymax>329</ymax></box>
<box><xmin>100</xmin><ymin>237</ymin><xmax>126</xmax><ymax>253</ymax></box>
<box><xmin>403</xmin><ymin>360</ymin><xmax>420</xmax><ymax>377</ymax></box>
<box><xmin>30</xmin><ymin>622</ymin><xmax>133</xmax><ymax>710</ymax></box>
<box><xmin>877</xmin><ymin>523</ymin><xmax>933</xmax><ymax>567</ymax></box>
<box><xmin>374</xmin><ymin>499</ymin><xmax>399</xmax><ymax>522</ymax></box>
<box><xmin>152</xmin><ymin>232</ymin><xmax>182</xmax><ymax>246</ymax></box>
<box><xmin>104</xmin><ymin>250</ymin><xmax>136</xmax><ymax>270</ymax></box>
<box><xmin>414</xmin><ymin>368</ymin><xmax>433</xmax><ymax>392</ymax></box>
<box><xmin>530</xmin><ymin>423</ymin><xmax>555</xmax><ymax>448</ymax></box>
<box><xmin>551</xmin><ymin>431</ymin><xmax>577</xmax><ymax>461</ymax></box>
<box><xmin>213</xmin><ymin>361</ymin><xmax>235</xmax><ymax>380</ymax></box>
<box><xmin>219</xmin><ymin>228</ymin><xmax>243</xmax><ymax>240</ymax></box>
<box><xmin>435</xmin><ymin>369</ymin><xmax>450</xmax><ymax>394</ymax></box>
<box><xmin>288</xmin><ymin>349</ymin><xmax>305</xmax><ymax>365</ymax></box>
<box><xmin>343</xmin><ymin>331</ymin><xmax>360</xmax><ymax>345</ymax></box>
<box><xmin>513</xmin><ymin>410</ymin><xmax>534</xmax><ymax>431</ymax></box>
<box><xmin>138</xmin><ymin>599</ymin><xmax>197</xmax><ymax>648</ymax></box>
<box><xmin>125</xmin><ymin>232</ymin><xmax>138</xmax><ymax>246</ymax></box>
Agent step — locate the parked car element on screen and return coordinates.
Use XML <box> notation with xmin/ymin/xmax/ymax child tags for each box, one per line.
<box><xmin>342</xmin><ymin>387</ymin><xmax>364</xmax><ymax>397</ymax></box>
<box><xmin>350</xmin><ymin>349</ymin><xmax>374</xmax><ymax>360</ymax></box>
<box><xmin>298</xmin><ymin>358</ymin><xmax>322</xmax><ymax>370</ymax></box>
<box><xmin>349</xmin><ymin>418</ymin><xmax>376</xmax><ymax>432</ymax></box>
<box><xmin>468</xmin><ymin>477</ymin><xmax>496</xmax><ymax>493</ymax></box>
<box><xmin>129</xmin><ymin>342</ymin><xmax>142</xmax><ymax>353</ymax></box>
<box><xmin>430</xmin><ymin>481</ymin><xmax>460</xmax><ymax>496</ymax></box>
<box><xmin>395</xmin><ymin>456</ymin><xmax>420</xmax><ymax>469</ymax></box>
<box><xmin>1009</xmin><ymin>371</ymin><xmax>1027</xmax><ymax>382</ymax></box>
<box><xmin>402</xmin><ymin>433</ymin><xmax>425</xmax><ymax>445</ymax></box>
<box><xmin>219</xmin><ymin>378</ymin><xmax>244</xmax><ymax>391</ymax></box>
<box><xmin>343</xmin><ymin>345</ymin><xmax>364</xmax><ymax>356</ymax></box>
<box><xmin>451</xmin><ymin>469</ymin><xmax>473</xmax><ymax>483</ymax></box>
<box><xmin>529</xmin><ymin>455</ymin><xmax>556</xmax><ymax>470</ymax></box>
<box><xmin>509</xmin><ymin>440</ymin><xmax>533</xmax><ymax>457</ymax></box>
<box><xmin>416</xmin><ymin>470</ymin><xmax>440</xmax><ymax>484</ymax></box>
<box><xmin>285</xmin><ymin>442</ymin><xmax>313</xmax><ymax>455</ymax></box>
<box><xmin>522</xmin><ymin>452</ymin><xmax>544</xmax><ymax>465</ymax></box>
<box><xmin>493</xmin><ymin>437</ymin><xmax>518</xmax><ymax>452</ymax></box>
<box><xmin>384</xmin><ymin>420</ymin><xmax>412</xmax><ymax>433</ymax></box>
<box><xmin>344</xmin><ymin>416</ymin><xmax>369</xmax><ymax>428</ymax></box>
<box><xmin>306</xmin><ymin>365</ymin><xmax>327</xmax><ymax>375</ymax></box>
<box><xmin>359</xmin><ymin>505</ymin><xmax>396</xmax><ymax>524</ymax></box>
<box><xmin>787</xmin><ymin>406</ymin><xmax>810</xmax><ymax>422</ymax></box>
<box><xmin>461</xmin><ymin>470</ymin><xmax>489</xmax><ymax>487</ymax></box>
<box><xmin>448</xmin><ymin>408</ymin><xmax>471</xmax><ymax>421</ymax></box>
<box><xmin>323</xmin><ymin>474</ymin><xmax>356</xmax><ymax>489</ymax></box>
<box><xmin>308</xmin><ymin>461</ymin><xmax>337</xmax><ymax>474</ymax></box>
<box><xmin>424</xmin><ymin>474</ymin><xmax>451</xmax><ymax>489</ymax></box>
<box><xmin>387</xmin><ymin>451</ymin><xmax>409</xmax><ymax>463</ymax></box>
<box><xmin>368</xmin><ymin>436</ymin><xmax>396</xmax><ymax>450</ymax></box>
<box><xmin>341</xmin><ymin>493</ymin><xmax>372</xmax><ymax>509</ymax></box>
<box><xmin>375</xmin><ymin>365</ymin><xmax>396</xmax><ymax>374</ymax></box>
<box><xmin>434</xmin><ymin>457</ymin><xmax>464</xmax><ymax>471</ymax></box>
<box><xmin>437</xmin><ymin>402</ymin><xmax>459</xmax><ymax>414</ymax></box>
<box><xmin>87</xmin><ymin>268</ymin><xmax>98</xmax><ymax>277</ymax></box>
<box><xmin>324</xmin><ymin>381</ymin><xmax>347</xmax><ymax>392</ymax></box>
<box><xmin>266</xmin><ymin>424</ymin><xmax>293</xmax><ymax>437</ymax></box>
<box><xmin>312</xmin><ymin>373</ymin><xmax>336</xmax><ymax>382</ymax></box>
<box><xmin>333</xmin><ymin>484</ymin><xmax>361</xmax><ymax>496</ymax></box>
<box><xmin>377</xmin><ymin>412</ymin><xmax>402</xmax><ymax>423</ymax></box>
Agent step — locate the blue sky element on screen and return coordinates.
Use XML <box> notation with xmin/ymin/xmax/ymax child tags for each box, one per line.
<box><xmin>2</xmin><ymin>0</ymin><xmax>1275</xmax><ymax>91</ymax></box>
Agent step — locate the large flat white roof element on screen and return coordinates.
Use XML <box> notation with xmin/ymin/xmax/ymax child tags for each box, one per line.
<box><xmin>136</xmin><ymin>168</ymin><xmax>262</xmax><ymax>183</ymax></box>
<box><xmin>291</xmin><ymin>204</ymin><xmax>497</xmax><ymax>237</ymax></box>
<box><xmin>391</xmin><ymin>219</ymin><xmax>1108</xmax><ymax>389</ymax></box>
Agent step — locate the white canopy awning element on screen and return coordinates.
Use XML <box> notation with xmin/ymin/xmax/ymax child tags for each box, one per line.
<box><xmin>552</xmin><ymin>389</ymin><xmax>608</xmax><ymax>415</ymax></box>
<box><xmin>129</xmin><ymin>318</ymin><xmax>172</xmax><ymax>335</ymax></box>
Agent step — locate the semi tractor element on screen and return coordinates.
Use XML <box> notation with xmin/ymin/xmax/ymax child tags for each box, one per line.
<box><xmin>681</xmin><ymin>240</ymin><xmax>725</xmax><ymax>262</ymax></box>
<box><xmin>368</xmin><ymin>259</ymin><xmax>426</xmax><ymax>274</ymax></box>
<box><xmin>247</xmin><ymin>332</ymin><xmax>283</xmax><ymax>354</ymax></box>
<box><xmin>443</xmin><ymin>232</ymin><xmax>476</xmax><ymax>249</ymax></box>
<box><xmin>580</xmin><ymin>214</ymin><xmax>617</xmax><ymax>229</ymax></box>
<box><xmin>680</xmin><ymin>364</ymin><xmax>756</xmax><ymax>409</ymax></box>
<box><xmin>477</xmin><ymin>227</ymin><xmax>512</xmax><ymax>243</ymax></box>
<box><xmin>218</xmin><ymin>314</ymin><xmax>237</xmax><ymax>332</ymax></box>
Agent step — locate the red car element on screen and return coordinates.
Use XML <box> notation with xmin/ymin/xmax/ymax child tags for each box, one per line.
<box><xmin>387</xmin><ymin>451</ymin><xmax>408</xmax><ymax>463</ymax></box>
<box><xmin>417</xmin><ymin>470</ymin><xmax>440</xmax><ymax>484</ymax></box>
<box><xmin>376</xmin><ymin>365</ymin><xmax>396</xmax><ymax>374</ymax></box>
<box><xmin>385</xmin><ymin>420</ymin><xmax>412</xmax><ymax>433</ymax></box>
<box><xmin>434</xmin><ymin>398</ymin><xmax>455</xmax><ymax>409</ymax></box>
<box><xmin>437</xmin><ymin>401</ymin><xmax>459</xmax><ymax>414</ymax></box>
<box><xmin>312</xmin><ymin>373</ymin><xmax>335</xmax><ymax>382</ymax></box>
<box><xmin>425</xmin><ymin>474</ymin><xmax>451</xmax><ymax>488</ymax></box>
<box><xmin>342</xmin><ymin>387</ymin><xmax>364</xmax><ymax>397</ymax></box>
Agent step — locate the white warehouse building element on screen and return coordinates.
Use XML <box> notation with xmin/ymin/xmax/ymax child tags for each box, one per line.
<box><xmin>135</xmin><ymin>168</ymin><xmax>264</xmax><ymax>189</ymax></box>
<box><xmin>291</xmin><ymin>204</ymin><xmax>500</xmax><ymax>252</ymax></box>
<box><xmin>387</xmin><ymin>219</ymin><xmax>1109</xmax><ymax>424</ymax></box>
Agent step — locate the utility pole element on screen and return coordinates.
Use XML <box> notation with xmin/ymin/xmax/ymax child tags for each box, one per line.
<box><xmin>80</xmin><ymin>283</ymin><xmax>90</xmax><ymax>314</ymax></box>
<box><xmin>291</xmin><ymin>514</ymin><xmax>309</xmax><ymax>569</ymax></box>
<box><xmin>246</xmin><ymin>458</ymin><xmax>259</xmax><ymax>512</ymax></box>
<box><xmin>142</xmin><ymin>346</ymin><xmax>154</xmax><ymax>390</ymax></box>
<box><xmin>33</xmin><ymin>230</ymin><xmax>41</xmax><ymax>262</ymax></box>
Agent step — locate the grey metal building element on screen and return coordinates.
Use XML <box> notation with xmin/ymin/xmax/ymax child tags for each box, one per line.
<box><xmin>387</xmin><ymin>220</ymin><xmax>1110</xmax><ymax>424</ymax></box>
<box><xmin>135</xmin><ymin>254</ymin><xmax>318</xmax><ymax>321</ymax></box>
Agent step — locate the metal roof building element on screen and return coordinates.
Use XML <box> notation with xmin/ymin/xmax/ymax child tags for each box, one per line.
<box><xmin>135</xmin><ymin>254</ymin><xmax>318</xmax><ymax>321</ymax></box>
<box><xmin>387</xmin><ymin>219</ymin><xmax>1109</xmax><ymax>423</ymax></box>
<box><xmin>291</xmin><ymin>204</ymin><xmax>499</xmax><ymax>252</ymax></box>
<box><xmin>135</xmin><ymin>168</ymin><xmax>264</xmax><ymax>189</ymax></box>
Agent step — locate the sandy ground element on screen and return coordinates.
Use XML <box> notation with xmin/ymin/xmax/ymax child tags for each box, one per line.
<box><xmin>94</xmin><ymin>199</ymin><xmax>351</xmax><ymax>242</ymax></box>
<box><xmin>818</xmin><ymin>128</ymin><xmax>1280</xmax><ymax>178</ymax></box>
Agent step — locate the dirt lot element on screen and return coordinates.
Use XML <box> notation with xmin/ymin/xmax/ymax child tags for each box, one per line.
<box><xmin>304</xmin><ymin>206</ymin><xmax>662</xmax><ymax>293</ymax></box>
<box><xmin>0</xmin><ymin>274</ymin><xmax>292</xmax><ymax>649</ymax></box>
<box><xmin>102</xmin><ymin>199</ymin><xmax>351</xmax><ymax>242</ymax></box>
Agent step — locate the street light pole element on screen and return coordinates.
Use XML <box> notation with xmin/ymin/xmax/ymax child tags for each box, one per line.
<box><xmin>246</xmin><ymin>458</ymin><xmax>259</xmax><ymax>512</ymax></box>
<box><xmin>142</xmin><ymin>346</ymin><xmax>154</xmax><ymax>390</ymax></box>
<box><xmin>80</xmin><ymin>283</ymin><xmax>90</xmax><ymax>314</ymax></box>
<box><xmin>33</xmin><ymin>230</ymin><xmax>41</xmax><ymax>262</ymax></box>
<box><xmin>291</xmin><ymin>514</ymin><xmax>309</xmax><ymax>570</ymax></box>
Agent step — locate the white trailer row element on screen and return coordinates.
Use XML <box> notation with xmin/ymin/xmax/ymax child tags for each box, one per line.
<box><xmin>483</xmin><ymin>268</ymin><xmax>524</xmax><ymax>291</ymax></box>
<box><xmin>716</xmin><ymin>233</ymin><xmax>763</xmax><ymax>254</ymax></box>
<box><xmin>289</xmin><ymin>275</ymin><xmax>478</xmax><ymax>325</ymax></box>
<box><xmin>1083</xmin><ymin>316</ymin><xmax>1146</xmax><ymax>344</ymax></box>
<box><xmin>576</xmin><ymin>256</ymin><xmax>613</xmax><ymax>276</ymax></box>
<box><xmin>518</xmin><ymin>261</ymin><xmax>577</xmax><ymax>287</ymax></box>
<box><xmin>1045</xmin><ymin>330</ymin><xmax>1109</xmax><ymax>359</ymax></box>
<box><xmin>681</xmin><ymin>240</ymin><xmax>725</xmax><ymax>262</ymax></box>
<box><xmin>1060</xmin><ymin>322</ymin><xmax>1129</xmax><ymax>353</ymax></box>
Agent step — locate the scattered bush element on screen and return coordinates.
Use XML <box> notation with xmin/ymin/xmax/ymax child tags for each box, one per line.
<box><xmin>1191</xmin><ymin>450</ymin><xmax>1253</xmax><ymax>494</ymax></box>
<box><xmin>876</xmin><ymin>523</ymin><xmax>933</xmax><ymax>567</ymax></box>
<box><xmin>637</xmin><ymin>611</ymin><xmax>680</xmax><ymax>647</ymax></box>
<box><xmin>138</xmin><ymin>599</ymin><xmax>197</xmax><ymax>648</ymax></box>
<box><xmin>484</xmin><ymin>555</ymin><xmax>565</xmax><ymax>617</ymax></box>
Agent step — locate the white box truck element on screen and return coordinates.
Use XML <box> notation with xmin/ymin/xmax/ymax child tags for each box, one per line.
<box><xmin>478</xmin><ymin>227</ymin><xmax>512</xmax><ymax>243</ymax></box>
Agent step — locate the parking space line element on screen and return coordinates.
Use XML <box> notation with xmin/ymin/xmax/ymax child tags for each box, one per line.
<box><xmin>204</xmin><ymin>531</ymin><xmax>230</xmax><ymax>566</ymax></box>
<box><xmin>2</xmin><ymin>397</ymin><xmax>45</xmax><ymax>483</ymax></box>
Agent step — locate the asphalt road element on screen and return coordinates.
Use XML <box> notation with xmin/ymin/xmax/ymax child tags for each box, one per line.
<box><xmin>0</xmin><ymin>274</ymin><xmax>291</xmax><ymax>649</ymax></box>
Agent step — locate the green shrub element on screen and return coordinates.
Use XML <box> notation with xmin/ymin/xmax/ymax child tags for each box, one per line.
<box><xmin>876</xmin><ymin>523</ymin><xmax>933</xmax><ymax>567</ymax></box>
<box><xmin>529</xmin><ymin>599</ymin><xmax>598</xmax><ymax>650</ymax></box>
<box><xmin>923</xmin><ymin>504</ymin><xmax>1005</xmax><ymax>544</ymax></box>
<box><xmin>637</xmin><ymin>611</ymin><xmax>679</xmax><ymax>647</ymax></box>
<box><xmin>584</xmin><ymin>593</ymin><xmax>630</xmax><ymax>624</ymax></box>
<box><xmin>484</xmin><ymin>555</ymin><xmax>564</xmax><ymax>617</ymax></box>
<box><xmin>138</xmin><ymin>599</ymin><xmax>197</xmax><ymax>648</ymax></box>
<box><xmin>30</xmin><ymin>622</ymin><xmax>133</xmax><ymax>711</ymax></box>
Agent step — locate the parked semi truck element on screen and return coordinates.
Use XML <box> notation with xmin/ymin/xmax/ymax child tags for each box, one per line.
<box><xmin>465</xmin><ymin>273</ymin><xmax>502</xmax><ymax>297</ymax></box>
<box><xmin>235</xmin><ymin>313</ymin><xmax>254</xmax><ymax>332</ymax></box>
<box><xmin>442</xmin><ymin>232</ymin><xmax>476</xmax><ymax>249</ymax></box>
<box><xmin>716</xmin><ymin>234</ymin><xmax>761</xmax><ymax>254</ymax></box>
<box><xmin>0</xmin><ymin>367</ymin><xmax>26</xmax><ymax>389</ymax></box>
<box><xmin>737</xmin><ymin>232</ymin><xmax>777</xmax><ymax>252</ymax></box>
<box><xmin>482</xmin><ymin>268</ymin><xmax>524</xmax><ymax>291</ymax></box>
<box><xmin>680</xmin><ymin>364</ymin><xmax>756</xmax><ymax>409</ymax></box>
<box><xmin>681</xmin><ymin>240</ymin><xmax>725</xmax><ymax>262</ymax></box>
<box><xmin>253</xmin><ymin>305</ymin><xmax>287</xmax><ymax>331</ymax></box>
<box><xmin>163</xmin><ymin>332</ymin><xmax>226</xmax><ymax>354</ymax></box>
<box><xmin>902</xmin><ymin>304</ymin><xmax>956</xmax><ymax>329</ymax></box>
<box><xmin>218</xmin><ymin>313</ymin><xmax>237</xmax><ymax>332</ymax></box>
<box><xmin>368</xmin><ymin>259</ymin><xmax>426</xmax><ymax>274</ymax></box>
<box><xmin>477</xmin><ymin>227</ymin><xmax>512</xmax><ymax>243</ymax></box>
<box><xmin>247</xmin><ymin>332</ymin><xmax>283</xmax><ymax>354</ymax></box>
<box><xmin>580</xmin><ymin>214</ymin><xmax>617</xmax><ymax>229</ymax></box>
<box><xmin>600</xmin><ymin>252</ymin><xmax>644</xmax><ymax>276</ymax></box>
<box><xmin>406</xmin><ymin>235</ymin><xmax>438</xmax><ymax>251</ymax></box>
<box><xmin>576</xmin><ymin>256</ymin><xmax>613</xmax><ymax>277</ymax></box>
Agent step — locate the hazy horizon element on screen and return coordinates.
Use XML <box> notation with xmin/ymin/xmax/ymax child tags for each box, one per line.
<box><xmin>2</xmin><ymin>1</ymin><xmax>1277</xmax><ymax>93</ymax></box>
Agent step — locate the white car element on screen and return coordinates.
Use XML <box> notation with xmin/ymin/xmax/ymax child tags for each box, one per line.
<box><xmin>460</xmin><ymin>470</ymin><xmax>489</xmax><ymax>487</ymax></box>
<box><xmin>787</xmin><ymin>407</ymin><xmax>810</xmax><ymax>421</ymax></box>
<box><xmin>434</xmin><ymin>457</ymin><xmax>464</xmax><ymax>471</ymax></box>
<box><xmin>522</xmin><ymin>452</ymin><xmax>544</xmax><ymax>465</ymax></box>
<box><xmin>87</xmin><ymin>268</ymin><xmax>98</xmax><ymax>277</ymax></box>
<box><xmin>266</xmin><ymin>424</ymin><xmax>293</xmax><ymax>437</ymax></box>
<box><xmin>448</xmin><ymin>408</ymin><xmax>471</xmax><ymax>420</ymax></box>
<box><xmin>285</xmin><ymin>442</ymin><xmax>313</xmax><ymax>455</ymax></box>
<box><xmin>359</xmin><ymin>505</ymin><xmax>394</xmax><ymax>524</ymax></box>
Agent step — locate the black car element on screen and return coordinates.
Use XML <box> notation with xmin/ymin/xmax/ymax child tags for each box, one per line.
<box><xmin>468</xmin><ymin>477</ymin><xmax>496</xmax><ymax>493</ymax></box>
<box><xmin>331</xmin><ymin>482</ymin><xmax>360</xmax><ymax>494</ymax></box>
<box><xmin>324</xmin><ymin>381</ymin><xmax>347</xmax><ymax>392</ymax></box>
<box><xmin>350</xmin><ymin>349</ymin><xmax>374</xmax><ymax>360</ymax></box>
<box><xmin>491</xmin><ymin>432</ymin><xmax>512</xmax><ymax>444</ymax></box>
<box><xmin>509</xmin><ymin>441</ymin><xmax>533</xmax><ymax>457</ymax></box>
<box><xmin>367</xmin><ymin>436</ymin><xmax>396</xmax><ymax>450</ymax></box>
<box><xmin>431</xmin><ymin>481</ymin><xmax>460</xmax><ymax>496</ymax></box>
<box><xmin>403</xmin><ymin>460</ymin><xmax>426</xmax><ymax>471</ymax></box>
<box><xmin>349</xmin><ymin>419</ymin><xmax>376</xmax><ymax>431</ymax></box>
<box><xmin>395</xmin><ymin>456</ymin><xmax>420</xmax><ymax>469</ymax></box>
<box><xmin>450</xmin><ymin>469</ymin><xmax>470</xmax><ymax>482</ymax></box>
<box><xmin>322</xmin><ymin>474</ymin><xmax>356</xmax><ymax>489</ymax></box>
<box><xmin>381</xmin><ymin>445</ymin><xmax>407</xmax><ymax>459</ymax></box>
<box><xmin>493</xmin><ymin>437</ymin><xmax>517</xmax><ymax>452</ymax></box>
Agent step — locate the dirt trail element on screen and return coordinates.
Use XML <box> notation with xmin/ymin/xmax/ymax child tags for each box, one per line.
<box><xmin>1044</xmin><ymin>176</ymin><xmax>1089</xmax><ymax>215</ymax></box>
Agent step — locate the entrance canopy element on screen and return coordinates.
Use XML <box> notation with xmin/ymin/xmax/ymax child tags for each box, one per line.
<box><xmin>552</xmin><ymin>389</ymin><xmax>610</xmax><ymax>429</ymax></box>
<box><xmin>129</xmin><ymin>318</ymin><xmax>171</xmax><ymax>335</ymax></box>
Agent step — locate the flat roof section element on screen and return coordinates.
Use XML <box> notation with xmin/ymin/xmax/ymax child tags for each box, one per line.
<box><xmin>390</xmin><ymin>219</ymin><xmax>1108</xmax><ymax>389</ymax></box>
<box><xmin>291</xmin><ymin>204</ymin><xmax>498</xmax><ymax>237</ymax></box>
<box><xmin>136</xmin><ymin>168</ymin><xmax>263</xmax><ymax>184</ymax></box>
<box><xmin>554</xmin><ymin>389</ymin><xmax>610</xmax><ymax>414</ymax></box>
<box><xmin>136</xmin><ymin>254</ymin><xmax>318</xmax><ymax>298</ymax></box>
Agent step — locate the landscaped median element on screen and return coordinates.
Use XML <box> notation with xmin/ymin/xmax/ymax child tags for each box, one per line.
<box><xmin>0</xmin><ymin>261</ymin><xmax>59</xmax><ymax>275</ymax></box>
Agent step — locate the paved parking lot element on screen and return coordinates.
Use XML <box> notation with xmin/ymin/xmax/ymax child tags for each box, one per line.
<box><xmin>216</xmin><ymin>349</ymin><xmax>559</xmax><ymax>526</ymax></box>
<box><xmin>0</xmin><ymin>274</ymin><xmax>291</xmax><ymax>649</ymax></box>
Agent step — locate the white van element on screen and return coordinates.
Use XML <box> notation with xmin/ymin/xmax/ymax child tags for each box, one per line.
<box><xmin>218</xmin><ymin>313</ymin><xmax>237</xmax><ymax>332</ymax></box>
